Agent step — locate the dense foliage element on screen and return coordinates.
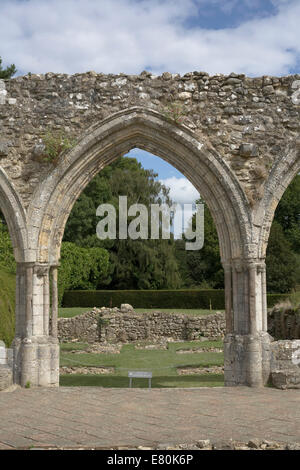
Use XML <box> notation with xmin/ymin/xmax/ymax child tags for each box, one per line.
<box><xmin>64</xmin><ymin>156</ymin><xmax>182</xmax><ymax>289</ymax></box>
<box><xmin>266</xmin><ymin>221</ymin><xmax>298</xmax><ymax>293</ymax></box>
<box><xmin>273</xmin><ymin>175</ymin><xmax>300</xmax><ymax>253</ymax></box>
<box><xmin>58</xmin><ymin>242</ymin><xmax>109</xmax><ymax>303</ymax></box>
<box><xmin>0</xmin><ymin>223</ymin><xmax>16</xmax><ymax>273</ymax></box>
<box><xmin>175</xmin><ymin>202</ymin><xmax>223</xmax><ymax>289</ymax></box>
<box><xmin>0</xmin><ymin>223</ymin><xmax>109</xmax><ymax>305</ymax></box>
<box><xmin>175</xmin><ymin>175</ymin><xmax>300</xmax><ymax>293</ymax></box>
<box><xmin>0</xmin><ymin>268</ymin><xmax>15</xmax><ymax>346</ymax></box>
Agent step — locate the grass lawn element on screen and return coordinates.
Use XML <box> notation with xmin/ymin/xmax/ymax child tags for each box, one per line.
<box><xmin>60</xmin><ymin>340</ymin><xmax>224</xmax><ymax>388</ymax></box>
<box><xmin>135</xmin><ymin>308</ymin><xmax>221</xmax><ymax>316</ymax></box>
<box><xmin>58</xmin><ymin>307</ymin><xmax>221</xmax><ymax>318</ymax></box>
<box><xmin>59</xmin><ymin>307</ymin><xmax>90</xmax><ymax>318</ymax></box>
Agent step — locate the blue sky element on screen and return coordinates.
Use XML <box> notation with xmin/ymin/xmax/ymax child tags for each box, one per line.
<box><xmin>184</xmin><ymin>0</ymin><xmax>280</xmax><ymax>30</ymax></box>
<box><xmin>129</xmin><ymin>149</ymin><xmax>183</xmax><ymax>180</ymax></box>
<box><xmin>1</xmin><ymin>0</ymin><xmax>299</xmax><ymax>211</ymax></box>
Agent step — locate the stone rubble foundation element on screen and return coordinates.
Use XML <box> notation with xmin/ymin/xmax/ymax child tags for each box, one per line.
<box><xmin>24</xmin><ymin>439</ymin><xmax>300</xmax><ymax>451</ymax></box>
<box><xmin>59</xmin><ymin>366</ymin><xmax>114</xmax><ymax>375</ymax></box>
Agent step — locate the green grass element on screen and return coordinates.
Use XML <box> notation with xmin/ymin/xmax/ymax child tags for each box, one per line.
<box><xmin>59</xmin><ymin>307</ymin><xmax>91</xmax><ymax>318</ymax></box>
<box><xmin>60</xmin><ymin>342</ymin><xmax>89</xmax><ymax>351</ymax></box>
<box><xmin>60</xmin><ymin>374</ymin><xmax>224</xmax><ymax>388</ymax></box>
<box><xmin>135</xmin><ymin>308</ymin><xmax>220</xmax><ymax>316</ymax></box>
<box><xmin>60</xmin><ymin>340</ymin><xmax>224</xmax><ymax>388</ymax></box>
<box><xmin>0</xmin><ymin>267</ymin><xmax>16</xmax><ymax>347</ymax></box>
<box><xmin>58</xmin><ymin>307</ymin><xmax>220</xmax><ymax>318</ymax></box>
<box><xmin>171</xmin><ymin>339</ymin><xmax>224</xmax><ymax>350</ymax></box>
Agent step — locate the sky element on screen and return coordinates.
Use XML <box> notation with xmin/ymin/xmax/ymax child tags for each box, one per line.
<box><xmin>1</xmin><ymin>0</ymin><xmax>299</xmax><ymax>231</ymax></box>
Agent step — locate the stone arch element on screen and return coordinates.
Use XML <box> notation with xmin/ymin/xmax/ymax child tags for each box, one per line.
<box><xmin>256</xmin><ymin>138</ymin><xmax>300</xmax><ymax>259</ymax></box>
<box><xmin>1</xmin><ymin>71</ymin><xmax>298</xmax><ymax>390</ymax></box>
<box><xmin>0</xmin><ymin>167</ymin><xmax>27</xmax><ymax>262</ymax></box>
<box><xmin>0</xmin><ymin>169</ymin><xmax>30</xmax><ymax>355</ymax></box>
<box><xmin>20</xmin><ymin>106</ymin><xmax>273</xmax><ymax>388</ymax></box>
<box><xmin>28</xmin><ymin>107</ymin><xmax>251</xmax><ymax>266</ymax></box>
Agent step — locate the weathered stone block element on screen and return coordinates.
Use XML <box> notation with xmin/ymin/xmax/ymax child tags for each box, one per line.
<box><xmin>0</xmin><ymin>142</ymin><xmax>9</xmax><ymax>156</ymax></box>
<box><xmin>0</xmin><ymin>366</ymin><xmax>13</xmax><ymax>391</ymax></box>
<box><xmin>271</xmin><ymin>370</ymin><xmax>300</xmax><ymax>389</ymax></box>
<box><xmin>239</xmin><ymin>143</ymin><xmax>258</xmax><ymax>157</ymax></box>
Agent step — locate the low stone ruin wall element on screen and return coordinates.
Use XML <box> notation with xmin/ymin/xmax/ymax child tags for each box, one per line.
<box><xmin>0</xmin><ymin>367</ymin><xmax>13</xmax><ymax>391</ymax></box>
<box><xmin>58</xmin><ymin>304</ymin><xmax>300</xmax><ymax>344</ymax></box>
<box><xmin>58</xmin><ymin>306</ymin><xmax>226</xmax><ymax>343</ymax></box>
<box><xmin>0</xmin><ymin>341</ymin><xmax>13</xmax><ymax>391</ymax></box>
<box><xmin>0</xmin><ymin>342</ymin><xmax>13</xmax><ymax>368</ymax></box>
<box><xmin>270</xmin><ymin>340</ymin><xmax>300</xmax><ymax>389</ymax></box>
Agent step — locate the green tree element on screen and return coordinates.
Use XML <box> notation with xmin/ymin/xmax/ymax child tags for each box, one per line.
<box><xmin>176</xmin><ymin>175</ymin><xmax>300</xmax><ymax>293</ymax></box>
<box><xmin>64</xmin><ymin>155</ymin><xmax>181</xmax><ymax>290</ymax></box>
<box><xmin>58</xmin><ymin>242</ymin><xmax>109</xmax><ymax>303</ymax></box>
<box><xmin>0</xmin><ymin>57</ymin><xmax>17</xmax><ymax>79</ymax></box>
<box><xmin>266</xmin><ymin>221</ymin><xmax>298</xmax><ymax>293</ymax></box>
<box><xmin>0</xmin><ymin>221</ymin><xmax>16</xmax><ymax>274</ymax></box>
<box><xmin>175</xmin><ymin>200</ymin><xmax>223</xmax><ymax>288</ymax></box>
<box><xmin>273</xmin><ymin>174</ymin><xmax>300</xmax><ymax>253</ymax></box>
<box><xmin>0</xmin><ymin>225</ymin><xmax>109</xmax><ymax>304</ymax></box>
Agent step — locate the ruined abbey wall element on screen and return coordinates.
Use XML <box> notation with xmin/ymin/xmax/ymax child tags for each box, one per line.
<box><xmin>0</xmin><ymin>71</ymin><xmax>299</xmax><ymax>209</ymax></box>
<box><xmin>0</xmin><ymin>71</ymin><xmax>299</xmax><ymax>388</ymax></box>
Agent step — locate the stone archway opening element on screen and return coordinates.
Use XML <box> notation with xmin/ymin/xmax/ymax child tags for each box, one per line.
<box><xmin>0</xmin><ymin>210</ymin><xmax>16</xmax><ymax>353</ymax></box>
<box><xmin>264</xmin><ymin>172</ymin><xmax>300</xmax><ymax>341</ymax></box>
<box><xmin>0</xmin><ymin>71</ymin><xmax>297</xmax><ymax>391</ymax></box>
<box><xmin>9</xmin><ymin>106</ymin><xmax>272</xmax><ymax>389</ymax></box>
<box><xmin>57</xmin><ymin>147</ymin><xmax>225</xmax><ymax>387</ymax></box>
<box><xmin>0</xmin><ymin>169</ymin><xmax>28</xmax><ymax>389</ymax></box>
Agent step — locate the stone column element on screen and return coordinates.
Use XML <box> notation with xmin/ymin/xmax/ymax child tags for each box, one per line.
<box><xmin>224</xmin><ymin>258</ymin><xmax>271</xmax><ymax>387</ymax></box>
<box><xmin>223</xmin><ymin>262</ymin><xmax>233</xmax><ymax>334</ymax></box>
<box><xmin>50</xmin><ymin>265</ymin><xmax>59</xmax><ymax>338</ymax></box>
<box><xmin>258</xmin><ymin>262</ymin><xmax>268</xmax><ymax>332</ymax></box>
<box><xmin>12</xmin><ymin>262</ymin><xmax>59</xmax><ymax>388</ymax></box>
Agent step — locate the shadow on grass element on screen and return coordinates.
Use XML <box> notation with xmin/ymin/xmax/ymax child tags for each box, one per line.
<box><xmin>60</xmin><ymin>374</ymin><xmax>225</xmax><ymax>388</ymax></box>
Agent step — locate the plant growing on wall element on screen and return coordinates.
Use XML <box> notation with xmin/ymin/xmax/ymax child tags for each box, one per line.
<box><xmin>161</xmin><ymin>103</ymin><xmax>187</xmax><ymax>125</ymax></box>
<box><xmin>41</xmin><ymin>130</ymin><xmax>76</xmax><ymax>165</ymax></box>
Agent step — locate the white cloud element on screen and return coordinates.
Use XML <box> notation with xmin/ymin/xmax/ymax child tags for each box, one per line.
<box><xmin>159</xmin><ymin>176</ymin><xmax>200</xmax><ymax>238</ymax></box>
<box><xmin>0</xmin><ymin>0</ymin><xmax>299</xmax><ymax>76</ymax></box>
<box><xmin>160</xmin><ymin>177</ymin><xmax>199</xmax><ymax>205</ymax></box>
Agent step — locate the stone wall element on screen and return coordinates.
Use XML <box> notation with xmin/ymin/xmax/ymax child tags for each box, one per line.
<box><xmin>0</xmin><ymin>366</ymin><xmax>13</xmax><ymax>391</ymax></box>
<box><xmin>58</xmin><ymin>306</ymin><xmax>300</xmax><ymax>344</ymax></box>
<box><xmin>58</xmin><ymin>307</ymin><xmax>226</xmax><ymax>343</ymax></box>
<box><xmin>0</xmin><ymin>72</ymin><xmax>299</xmax><ymax>209</ymax></box>
<box><xmin>0</xmin><ymin>341</ymin><xmax>13</xmax><ymax>368</ymax></box>
<box><xmin>270</xmin><ymin>340</ymin><xmax>300</xmax><ymax>389</ymax></box>
<box><xmin>0</xmin><ymin>341</ymin><xmax>13</xmax><ymax>391</ymax></box>
<box><xmin>1</xmin><ymin>70</ymin><xmax>299</xmax><ymax>388</ymax></box>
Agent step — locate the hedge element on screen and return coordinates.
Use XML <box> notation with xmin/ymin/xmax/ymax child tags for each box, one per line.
<box><xmin>63</xmin><ymin>289</ymin><xmax>291</xmax><ymax>310</ymax></box>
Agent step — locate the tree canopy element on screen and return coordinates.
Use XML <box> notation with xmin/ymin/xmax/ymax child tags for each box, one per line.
<box><xmin>0</xmin><ymin>57</ymin><xmax>17</xmax><ymax>79</ymax></box>
<box><xmin>175</xmin><ymin>174</ymin><xmax>300</xmax><ymax>293</ymax></box>
<box><xmin>64</xmin><ymin>155</ymin><xmax>181</xmax><ymax>289</ymax></box>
